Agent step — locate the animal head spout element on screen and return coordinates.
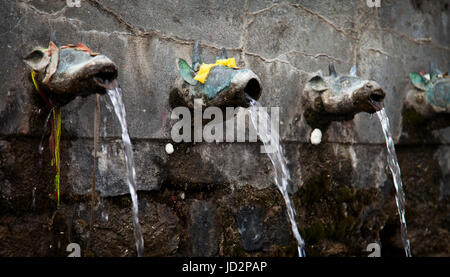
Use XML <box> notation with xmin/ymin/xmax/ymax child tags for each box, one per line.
<box><xmin>170</xmin><ymin>41</ymin><xmax>262</xmax><ymax>109</ymax></box>
<box><xmin>24</xmin><ymin>41</ymin><xmax>118</xmax><ymax>106</ymax></box>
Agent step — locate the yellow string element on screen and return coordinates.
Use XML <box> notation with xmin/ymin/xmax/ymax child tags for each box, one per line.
<box><xmin>53</xmin><ymin>107</ymin><xmax>61</xmax><ymax>206</ymax></box>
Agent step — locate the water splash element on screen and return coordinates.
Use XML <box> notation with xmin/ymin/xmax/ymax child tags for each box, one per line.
<box><xmin>247</xmin><ymin>96</ymin><xmax>306</xmax><ymax>257</ymax></box>
<box><xmin>107</xmin><ymin>86</ymin><xmax>144</xmax><ymax>257</ymax></box>
<box><xmin>376</xmin><ymin>108</ymin><xmax>412</xmax><ymax>257</ymax></box>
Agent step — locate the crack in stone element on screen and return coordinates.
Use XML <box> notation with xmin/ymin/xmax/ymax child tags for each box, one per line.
<box><xmin>0</xmin><ymin>14</ymin><xmax>24</xmax><ymax>37</ymax></box>
<box><xmin>366</xmin><ymin>48</ymin><xmax>392</xmax><ymax>57</ymax></box>
<box><xmin>250</xmin><ymin>1</ymin><xmax>449</xmax><ymax>63</ymax></box>
<box><xmin>245</xmin><ymin>51</ymin><xmax>309</xmax><ymax>75</ymax></box>
<box><xmin>351</xmin><ymin>4</ymin><xmax>374</xmax><ymax>67</ymax></box>
<box><xmin>18</xmin><ymin>0</ymin><xmax>68</xmax><ymax>18</ymax></box>
<box><xmin>85</xmin><ymin>0</ymin><xmax>241</xmax><ymax>53</ymax></box>
<box><xmin>17</xmin><ymin>0</ymin><xmax>449</xmax><ymax>77</ymax></box>
<box><xmin>290</xmin><ymin>3</ymin><xmax>359</xmax><ymax>40</ymax></box>
<box><xmin>85</xmin><ymin>0</ymin><xmax>361</xmax><ymax>61</ymax></box>
<box><xmin>79</xmin><ymin>30</ymin><xmax>134</xmax><ymax>37</ymax></box>
<box><xmin>86</xmin><ymin>0</ymin><xmax>245</xmax><ymax>53</ymax></box>
<box><xmin>86</xmin><ymin>0</ymin><xmax>138</xmax><ymax>34</ymax></box>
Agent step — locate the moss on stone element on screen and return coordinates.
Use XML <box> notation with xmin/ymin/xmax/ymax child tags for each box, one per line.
<box><xmin>298</xmin><ymin>169</ymin><xmax>381</xmax><ymax>256</ymax></box>
<box><xmin>403</xmin><ymin>108</ymin><xmax>426</xmax><ymax>127</ymax></box>
<box><xmin>302</xmin><ymin>171</ymin><xmax>332</xmax><ymax>204</ymax></box>
<box><xmin>301</xmin><ymin>221</ymin><xmax>327</xmax><ymax>244</ymax></box>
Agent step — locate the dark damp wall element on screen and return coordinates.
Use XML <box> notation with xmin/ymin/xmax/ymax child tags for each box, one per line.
<box><xmin>0</xmin><ymin>0</ymin><xmax>449</xmax><ymax>256</ymax></box>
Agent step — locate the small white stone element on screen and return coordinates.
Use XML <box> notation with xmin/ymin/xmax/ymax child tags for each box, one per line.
<box><xmin>310</xmin><ymin>128</ymin><xmax>322</xmax><ymax>145</ymax></box>
<box><xmin>165</xmin><ymin>143</ymin><xmax>174</xmax><ymax>154</ymax></box>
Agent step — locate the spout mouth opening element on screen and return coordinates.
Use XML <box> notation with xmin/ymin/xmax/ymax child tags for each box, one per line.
<box><xmin>244</xmin><ymin>78</ymin><xmax>262</xmax><ymax>102</ymax></box>
<box><xmin>93</xmin><ymin>67</ymin><xmax>118</xmax><ymax>90</ymax></box>
<box><xmin>368</xmin><ymin>90</ymin><xmax>385</xmax><ymax>111</ymax></box>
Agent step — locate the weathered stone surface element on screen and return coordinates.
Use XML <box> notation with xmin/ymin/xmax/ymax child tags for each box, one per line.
<box><xmin>67</xmin><ymin>139</ymin><xmax>167</xmax><ymax>196</ymax></box>
<box><xmin>167</xmin><ymin>142</ymin><xmax>282</xmax><ymax>191</ymax></box>
<box><xmin>189</xmin><ymin>200</ymin><xmax>218</xmax><ymax>256</ymax></box>
<box><xmin>68</xmin><ymin>197</ymin><xmax>181</xmax><ymax>257</ymax></box>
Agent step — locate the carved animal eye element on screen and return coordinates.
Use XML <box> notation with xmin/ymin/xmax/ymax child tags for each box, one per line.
<box><xmin>341</xmin><ymin>80</ymin><xmax>350</xmax><ymax>88</ymax></box>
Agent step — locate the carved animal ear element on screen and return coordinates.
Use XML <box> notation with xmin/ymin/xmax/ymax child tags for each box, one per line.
<box><xmin>192</xmin><ymin>41</ymin><xmax>202</xmax><ymax>72</ymax></box>
<box><xmin>23</xmin><ymin>47</ymin><xmax>51</xmax><ymax>72</ymax></box>
<box><xmin>220</xmin><ymin>48</ymin><xmax>228</xmax><ymax>59</ymax></box>
<box><xmin>409</xmin><ymin>72</ymin><xmax>427</xmax><ymax>91</ymax></box>
<box><xmin>215</xmin><ymin>47</ymin><xmax>228</xmax><ymax>62</ymax></box>
<box><xmin>40</xmin><ymin>41</ymin><xmax>59</xmax><ymax>84</ymax></box>
<box><xmin>307</xmin><ymin>75</ymin><xmax>328</xmax><ymax>92</ymax></box>
<box><xmin>177</xmin><ymin>58</ymin><xmax>198</xmax><ymax>85</ymax></box>
<box><xmin>349</xmin><ymin>64</ymin><xmax>357</xmax><ymax>76</ymax></box>
<box><xmin>328</xmin><ymin>62</ymin><xmax>337</xmax><ymax>77</ymax></box>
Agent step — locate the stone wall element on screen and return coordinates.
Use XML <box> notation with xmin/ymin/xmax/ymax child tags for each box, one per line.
<box><xmin>0</xmin><ymin>0</ymin><xmax>449</xmax><ymax>256</ymax></box>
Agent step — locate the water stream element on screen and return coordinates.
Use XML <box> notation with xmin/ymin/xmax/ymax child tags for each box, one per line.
<box><xmin>376</xmin><ymin>108</ymin><xmax>411</xmax><ymax>257</ymax></box>
<box><xmin>247</xmin><ymin>96</ymin><xmax>306</xmax><ymax>257</ymax></box>
<box><xmin>38</xmin><ymin>108</ymin><xmax>54</xmax><ymax>154</ymax></box>
<box><xmin>107</xmin><ymin>86</ymin><xmax>144</xmax><ymax>257</ymax></box>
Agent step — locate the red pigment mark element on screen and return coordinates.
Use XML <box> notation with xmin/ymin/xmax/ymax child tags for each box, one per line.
<box><xmin>75</xmin><ymin>43</ymin><xmax>100</xmax><ymax>56</ymax></box>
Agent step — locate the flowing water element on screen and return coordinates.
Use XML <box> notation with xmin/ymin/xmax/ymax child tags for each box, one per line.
<box><xmin>376</xmin><ymin>108</ymin><xmax>411</xmax><ymax>257</ymax></box>
<box><xmin>247</xmin><ymin>96</ymin><xmax>306</xmax><ymax>257</ymax></box>
<box><xmin>107</xmin><ymin>86</ymin><xmax>144</xmax><ymax>257</ymax></box>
